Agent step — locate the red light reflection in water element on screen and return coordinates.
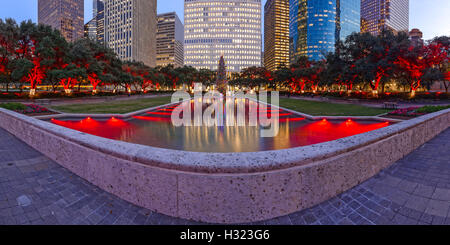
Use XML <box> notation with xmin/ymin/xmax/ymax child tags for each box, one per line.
<box><xmin>279</xmin><ymin>117</ymin><xmax>306</xmax><ymax>123</ymax></box>
<box><xmin>147</xmin><ymin>112</ymin><xmax>173</xmax><ymax>116</ymax></box>
<box><xmin>50</xmin><ymin>101</ymin><xmax>392</xmax><ymax>152</ymax></box>
<box><xmin>290</xmin><ymin>119</ymin><xmax>390</xmax><ymax>146</ymax></box>
<box><xmin>132</xmin><ymin>116</ymin><xmax>172</xmax><ymax>122</ymax></box>
<box><xmin>51</xmin><ymin>117</ymin><xmax>134</xmax><ymax>139</ymax></box>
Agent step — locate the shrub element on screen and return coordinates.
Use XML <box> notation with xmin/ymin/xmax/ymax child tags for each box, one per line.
<box><xmin>0</xmin><ymin>102</ymin><xmax>27</xmax><ymax>111</ymax></box>
<box><xmin>388</xmin><ymin>107</ymin><xmax>425</xmax><ymax>117</ymax></box>
<box><xmin>415</xmin><ymin>105</ymin><xmax>450</xmax><ymax>114</ymax></box>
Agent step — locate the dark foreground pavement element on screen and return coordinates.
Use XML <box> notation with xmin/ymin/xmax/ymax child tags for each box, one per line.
<box><xmin>0</xmin><ymin>127</ymin><xmax>449</xmax><ymax>225</ymax></box>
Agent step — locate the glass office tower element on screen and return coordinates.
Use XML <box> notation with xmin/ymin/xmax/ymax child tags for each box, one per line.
<box><xmin>290</xmin><ymin>0</ymin><xmax>360</xmax><ymax>62</ymax></box>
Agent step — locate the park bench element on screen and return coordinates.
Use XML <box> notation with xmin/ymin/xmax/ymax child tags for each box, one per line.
<box><xmin>383</xmin><ymin>102</ymin><xmax>399</xmax><ymax>110</ymax></box>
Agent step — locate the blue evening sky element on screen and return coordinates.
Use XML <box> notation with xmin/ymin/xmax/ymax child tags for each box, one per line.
<box><xmin>0</xmin><ymin>0</ymin><xmax>448</xmax><ymax>40</ymax></box>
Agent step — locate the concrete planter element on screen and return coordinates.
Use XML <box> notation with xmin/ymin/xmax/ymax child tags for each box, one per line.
<box><xmin>0</xmin><ymin>108</ymin><xmax>449</xmax><ymax>223</ymax></box>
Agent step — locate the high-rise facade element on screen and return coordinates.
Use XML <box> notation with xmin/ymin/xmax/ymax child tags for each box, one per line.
<box><xmin>94</xmin><ymin>0</ymin><xmax>105</xmax><ymax>44</ymax></box>
<box><xmin>84</xmin><ymin>19</ymin><xmax>97</xmax><ymax>40</ymax></box>
<box><xmin>361</xmin><ymin>0</ymin><xmax>409</xmax><ymax>35</ymax></box>
<box><xmin>409</xmin><ymin>28</ymin><xmax>424</xmax><ymax>47</ymax></box>
<box><xmin>157</xmin><ymin>12</ymin><xmax>184</xmax><ymax>68</ymax></box>
<box><xmin>184</xmin><ymin>0</ymin><xmax>262</xmax><ymax>73</ymax></box>
<box><xmin>290</xmin><ymin>0</ymin><xmax>360</xmax><ymax>62</ymax></box>
<box><xmin>104</xmin><ymin>0</ymin><xmax>157</xmax><ymax>67</ymax></box>
<box><xmin>37</xmin><ymin>0</ymin><xmax>84</xmax><ymax>42</ymax></box>
<box><xmin>264</xmin><ymin>0</ymin><xmax>290</xmax><ymax>71</ymax></box>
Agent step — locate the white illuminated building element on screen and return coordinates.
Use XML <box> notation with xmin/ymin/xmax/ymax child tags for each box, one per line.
<box><xmin>184</xmin><ymin>0</ymin><xmax>262</xmax><ymax>73</ymax></box>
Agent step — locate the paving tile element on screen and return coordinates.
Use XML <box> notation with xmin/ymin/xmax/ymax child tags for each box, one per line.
<box><xmin>404</xmin><ymin>195</ymin><xmax>430</xmax><ymax>212</ymax></box>
<box><xmin>431</xmin><ymin>188</ymin><xmax>450</xmax><ymax>201</ymax></box>
<box><xmin>424</xmin><ymin>200</ymin><xmax>450</xmax><ymax>217</ymax></box>
<box><xmin>413</xmin><ymin>184</ymin><xmax>435</xmax><ymax>198</ymax></box>
<box><xmin>397</xmin><ymin>180</ymin><xmax>418</xmax><ymax>193</ymax></box>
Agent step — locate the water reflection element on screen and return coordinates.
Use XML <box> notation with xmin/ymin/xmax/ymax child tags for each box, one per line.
<box><xmin>50</xmin><ymin>104</ymin><xmax>391</xmax><ymax>153</ymax></box>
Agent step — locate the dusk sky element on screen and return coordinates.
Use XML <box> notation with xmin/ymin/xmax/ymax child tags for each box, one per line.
<box><xmin>0</xmin><ymin>0</ymin><xmax>448</xmax><ymax>41</ymax></box>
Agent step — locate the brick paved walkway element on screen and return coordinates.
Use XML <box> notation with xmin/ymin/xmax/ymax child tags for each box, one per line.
<box><xmin>0</xmin><ymin>127</ymin><xmax>449</xmax><ymax>225</ymax></box>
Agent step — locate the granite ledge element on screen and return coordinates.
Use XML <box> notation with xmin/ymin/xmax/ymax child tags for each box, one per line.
<box><xmin>0</xmin><ymin>108</ymin><xmax>449</xmax><ymax>174</ymax></box>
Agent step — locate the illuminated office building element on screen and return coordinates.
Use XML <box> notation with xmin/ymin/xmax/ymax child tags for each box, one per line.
<box><xmin>264</xmin><ymin>0</ymin><xmax>290</xmax><ymax>71</ymax></box>
<box><xmin>361</xmin><ymin>0</ymin><xmax>409</xmax><ymax>35</ymax></box>
<box><xmin>84</xmin><ymin>19</ymin><xmax>97</xmax><ymax>40</ymax></box>
<box><xmin>184</xmin><ymin>0</ymin><xmax>262</xmax><ymax>73</ymax></box>
<box><xmin>94</xmin><ymin>0</ymin><xmax>105</xmax><ymax>44</ymax></box>
<box><xmin>157</xmin><ymin>12</ymin><xmax>184</xmax><ymax>68</ymax></box>
<box><xmin>290</xmin><ymin>0</ymin><xmax>360</xmax><ymax>62</ymax></box>
<box><xmin>38</xmin><ymin>0</ymin><xmax>84</xmax><ymax>42</ymax></box>
<box><xmin>409</xmin><ymin>28</ymin><xmax>424</xmax><ymax>47</ymax></box>
<box><xmin>104</xmin><ymin>0</ymin><xmax>157</xmax><ymax>67</ymax></box>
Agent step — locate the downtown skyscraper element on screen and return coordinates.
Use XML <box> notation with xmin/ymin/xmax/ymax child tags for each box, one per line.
<box><xmin>361</xmin><ymin>0</ymin><xmax>409</xmax><ymax>35</ymax></box>
<box><xmin>38</xmin><ymin>0</ymin><xmax>84</xmax><ymax>42</ymax></box>
<box><xmin>104</xmin><ymin>0</ymin><xmax>157</xmax><ymax>67</ymax></box>
<box><xmin>290</xmin><ymin>0</ymin><xmax>360</xmax><ymax>62</ymax></box>
<box><xmin>84</xmin><ymin>19</ymin><xmax>97</xmax><ymax>40</ymax></box>
<box><xmin>184</xmin><ymin>0</ymin><xmax>262</xmax><ymax>73</ymax></box>
<box><xmin>93</xmin><ymin>0</ymin><xmax>105</xmax><ymax>44</ymax></box>
<box><xmin>157</xmin><ymin>12</ymin><xmax>184</xmax><ymax>68</ymax></box>
<box><xmin>264</xmin><ymin>0</ymin><xmax>290</xmax><ymax>71</ymax></box>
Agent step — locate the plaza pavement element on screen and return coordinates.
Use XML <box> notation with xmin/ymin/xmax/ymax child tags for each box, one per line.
<box><xmin>0</xmin><ymin>127</ymin><xmax>449</xmax><ymax>225</ymax></box>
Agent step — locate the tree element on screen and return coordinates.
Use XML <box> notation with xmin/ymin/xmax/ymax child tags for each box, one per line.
<box><xmin>10</xmin><ymin>21</ymin><xmax>69</xmax><ymax>96</ymax></box>
<box><xmin>0</xmin><ymin>19</ymin><xmax>20</xmax><ymax>92</ymax></box>
<box><xmin>158</xmin><ymin>64</ymin><xmax>179</xmax><ymax>90</ymax></box>
<box><xmin>273</xmin><ymin>66</ymin><xmax>292</xmax><ymax>91</ymax></box>
<box><xmin>427</xmin><ymin>36</ymin><xmax>450</xmax><ymax>92</ymax></box>
<box><xmin>395</xmin><ymin>37</ymin><xmax>447</xmax><ymax>97</ymax></box>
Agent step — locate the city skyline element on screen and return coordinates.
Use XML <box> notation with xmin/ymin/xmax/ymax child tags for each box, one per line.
<box><xmin>0</xmin><ymin>0</ymin><xmax>448</xmax><ymax>41</ymax></box>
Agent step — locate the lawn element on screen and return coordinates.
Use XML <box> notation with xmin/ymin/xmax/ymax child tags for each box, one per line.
<box><xmin>278</xmin><ymin>98</ymin><xmax>391</xmax><ymax>116</ymax></box>
<box><xmin>51</xmin><ymin>96</ymin><xmax>173</xmax><ymax>114</ymax></box>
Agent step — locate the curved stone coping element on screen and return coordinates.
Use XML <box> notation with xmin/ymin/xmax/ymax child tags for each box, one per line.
<box><xmin>1</xmin><ymin>107</ymin><xmax>449</xmax><ymax>223</ymax></box>
<box><xmin>0</xmin><ymin>107</ymin><xmax>448</xmax><ymax>174</ymax></box>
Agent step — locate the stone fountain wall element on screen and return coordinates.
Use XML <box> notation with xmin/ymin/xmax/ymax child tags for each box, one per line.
<box><xmin>0</xmin><ymin>108</ymin><xmax>449</xmax><ymax>223</ymax></box>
